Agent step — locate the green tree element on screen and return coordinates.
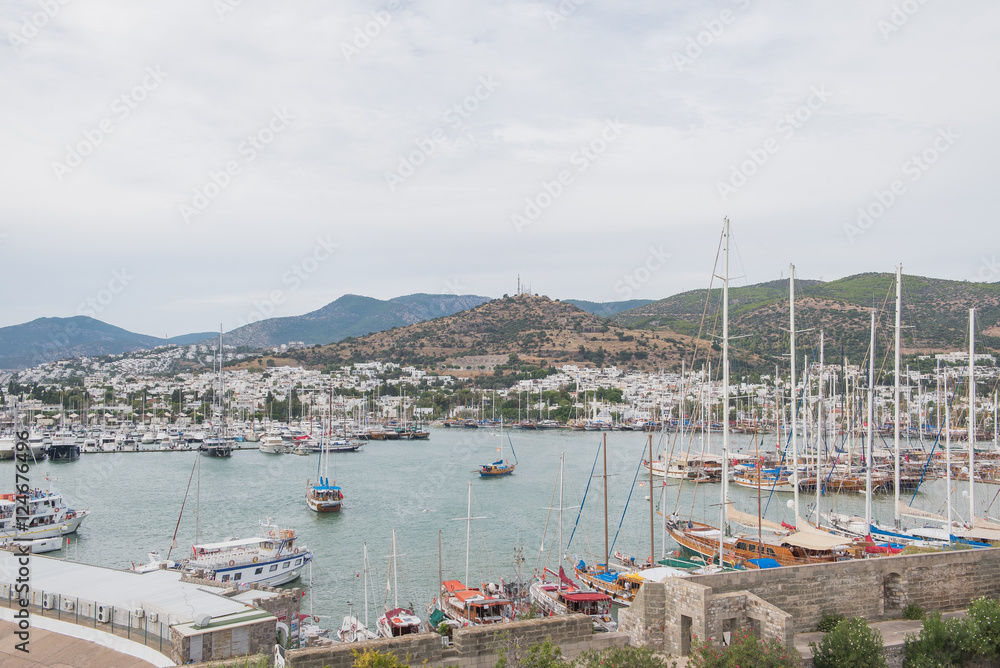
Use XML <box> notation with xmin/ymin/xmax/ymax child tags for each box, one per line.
<box><xmin>811</xmin><ymin>617</ymin><xmax>886</xmax><ymax>668</ymax></box>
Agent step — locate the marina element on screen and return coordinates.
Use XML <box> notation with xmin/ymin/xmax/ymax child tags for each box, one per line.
<box><xmin>3</xmin><ymin>426</ymin><xmax>999</xmax><ymax>633</ymax></box>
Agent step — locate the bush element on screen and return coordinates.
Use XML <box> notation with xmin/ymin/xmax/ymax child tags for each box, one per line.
<box><xmin>689</xmin><ymin>630</ymin><xmax>797</xmax><ymax>667</ymax></box>
<box><xmin>903</xmin><ymin>603</ymin><xmax>924</xmax><ymax>620</ymax></box>
<box><xmin>351</xmin><ymin>648</ymin><xmax>411</xmax><ymax>668</ymax></box>
<box><xmin>816</xmin><ymin>611</ymin><xmax>846</xmax><ymax>632</ymax></box>
<box><xmin>494</xmin><ymin>635</ymin><xmax>568</xmax><ymax>668</ymax></box>
<box><xmin>903</xmin><ymin>612</ymin><xmax>978</xmax><ymax>668</ymax></box>
<box><xmin>576</xmin><ymin>645</ymin><xmax>676</xmax><ymax>668</ymax></box>
<box><xmin>811</xmin><ymin>617</ymin><xmax>886</xmax><ymax>668</ymax></box>
<box><xmin>967</xmin><ymin>596</ymin><xmax>1000</xmax><ymax>657</ymax></box>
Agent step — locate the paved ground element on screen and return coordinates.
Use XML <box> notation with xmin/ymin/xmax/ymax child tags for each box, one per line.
<box><xmin>795</xmin><ymin>610</ymin><xmax>965</xmax><ymax>660</ymax></box>
<box><xmin>0</xmin><ymin>621</ymin><xmax>155</xmax><ymax>668</ymax></box>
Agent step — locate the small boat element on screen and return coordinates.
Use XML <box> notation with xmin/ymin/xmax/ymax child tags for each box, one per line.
<box><xmin>376</xmin><ymin>530</ymin><xmax>422</xmax><ymax>638</ymax></box>
<box><xmin>439</xmin><ymin>580</ymin><xmax>514</xmax><ymax>625</ymax></box>
<box><xmin>339</xmin><ymin>542</ymin><xmax>379</xmax><ymax>642</ymax></box>
<box><xmin>258</xmin><ymin>434</ymin><xmax>284</xmax><ymax>455</ymax></box>
<box><xmin>529</xmin><ymin>580</ymin><xmax>616</xmax><ymax>632</ymax></box>
<box><xmin>2</xmin><ymin>537</ymin><xmax>63</xmax><ymax>554</ymax></box>
<box><xmin>307</xmin><ymin>423</ymin><xmax>344</xmax><ymax>512</ymax></box>
<box><xmin>0</xmin><ymin>487</ymin><xmax>89</xmax><ymax>541</ymax></box>
<box><xmin>480</xmin><ymin>417</ymin><xmax>517</xmax><ymax>477</ymax></box>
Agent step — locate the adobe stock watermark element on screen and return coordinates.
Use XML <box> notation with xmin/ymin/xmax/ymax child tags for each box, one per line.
<box><xmin>51</xmin><ymin>66</ymin><xmax>168</xmax><ymax>183</ymax></box>
<box><xmin>443</xmin><ymin>276</ymin><xmax>469</xmax><ymax>296</ymax></box>
<box><xmin>614</xmin><ymin>246</ymin><xmax>671</xmax><ymax>299</ymax></box>
<box><xmin>76</xmin><ymin>268</ymin><xmax>134</xmax><ymax>318</ymax></box>
<box><xmin>972</xmin><ymin>254</ymin><xmax>1000</xmax><ymax>282</ymax></box>
<box><xmin>214</xmin><ymin>0</ymin><xmax>246</xmax><ymax>21</ymax></box>
<box><xmin>236</xmin><ymin>235</ymin><xmax>339</xmax><ymax>327</ymax></box>
<box><xmin>546</xmin><ymin>0</ymin><xmax>585</xmax><ymax>30</ymax></box>
<box><xmin>878</xmin><ymin>0</ymin><xmax>930</xmax><ymax>40</ymax></box>
<box><xmin>843</xmin><ymin>126</ymin><xmax>959</xmax><ymax>245</ymax></box>
<box><xmin>7</xmin><ymin>0</ymin><xmax>72</xmax><ymax>56</ymax></box>
<box><xmin>511</xmin><ymin>118</ymin><xmax>624</xmax><ymax>234</ymax></box>
<box><xmin>341</xmin><ymin>0</ymin><xmax>409</xmax><ymax>63</ymax></box>
<box><xmin>672</xmin><ymin>0</ymin><xmax>751</xmax><ymax>72</ymax></box>
<box><xmin>384</xmin><ymin>75</ymin><xmax>500</xmax><ymax>192</ymax></box>
<box><xmin>178</xmin><ymin>107</ymin><xmax>294</xmax><ymax>224</ymax></box>
<box><xmin>716</xmin><ymin>85</ymin><xmax>831</xmax><ymax>202</ymax></box>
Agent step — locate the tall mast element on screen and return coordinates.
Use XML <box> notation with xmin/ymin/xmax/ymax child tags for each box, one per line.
<box><xmin>865</xmin><ymin>309</ymin><xmax>875</xmax><ymax>531</ymax></box>
<box><xmin>942</xmin><ymin>360</ymin><xmax>952</xmax><ymax>543</ymax></box>
<box><xmin>968</xmin><ymin>308</ymin><xmax>976</xmax><ymax>523</ymax></box>
<box><xmin>465</xmin><ymin>482</ymin><xmax>472</xmax><ymax>585</ymax></box>
<box><xmin>364</xmin><ymin>542</ymin><xmax>370</xmax><ymax>629</ymax></box>
<box><xmin>558</xmin><ymin>451</ymin><xmax>564</xmax><ymax>582</ymax></box>
<box><xmin>603</xmin><ymin>434</ymin><xmax>609</xmax><ymax>569</ymax></box>
<box><xmin>893</xmin><ymin>266</ymin><xmax>902</xmax><ymax>527</ymax></box>
<box><xmin>790</xmin><ymin>264</ymin><xmax>799</xmax><ymax>520</ymax></box>
<box><xmin>816</xmin><ymin>331</ymin><xmax>824</xmax><ymax>521</ymax></box>
<box><xmin>648</xmin><ymin>434</ymin><xmax>655</xmax><ymax>563</ymax></box>
<box><xmin>392</xmin><ymin>529</ymin><xmax>399</xmax><ymax>609</ymax></box>
<box><xmin>722</xmin><ymin>218</ymin><xmax>730</xmax><ymax>528</ymax></box>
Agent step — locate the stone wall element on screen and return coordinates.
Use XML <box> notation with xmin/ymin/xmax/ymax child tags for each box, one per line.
<box><xmin>288</xmin><ymin>615</ymin><xmax>628</xmax><ymax>668</ymax></box>
<box><xmin>687</xmin><ymin>547</ymin><xmax>1000</xmax><ymax>633</ymax></box>
<box><xmin>620</xmin><ymin>547</ymin><xmax>1000</xmax><ymax>657</ymax></box>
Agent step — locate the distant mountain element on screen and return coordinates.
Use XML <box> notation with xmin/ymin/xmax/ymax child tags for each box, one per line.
<box><xmin>613</xmin><ymin>273</ymin><xmax>1000</xmax><ymax>366</ymax></box>
<box><xmin>0</xmin><ymin>317</ymin><xmax>215</xmax><ymax>370</ymax></box>
<box><xmin>262</xmin><ymin>293</ymin><xmax>693</xmax><ymax>374</ymax></box>
<box><xmin>566</xmin><ymin>298</ymin><xmax>656</xmax><ymax>317</ymax></box>
<box><xmin>221</xmin><ymin>293</ymin><xmax>492</xmax><ymax>348</ymax></box>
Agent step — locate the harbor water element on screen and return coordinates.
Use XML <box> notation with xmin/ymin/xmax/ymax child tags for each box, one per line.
<box><xmin>8</xmin><ymin>427</ymin><xmax>996</xmax><ymax>629</ymax></box>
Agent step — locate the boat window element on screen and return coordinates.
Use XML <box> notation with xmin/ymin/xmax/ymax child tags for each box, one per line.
<box><xmin>234</xmin><ymin>573</ymin><xmax>242</xmax><ymax>581</ymax></box>
<box><xmin>221</xmin><ymin>575</ymin><xmax>230</xmax><ymax>582</ymax></box>
<box><xmin>283</xmin><ymin>561</ymin><xmax>290</xmax><ymax>569</ymax></box>
<box><xmin>295</xmin><ymin>558</ymin><xmax>302</xmax><ymax>566</ymax></box>
<box><xmin>735</xmin><ymin>542</ymin><xmax>747</xmax><ymax>551</ymax></box>
<box><xmin>269</xmin><ymin>565</ymin><xmax>278</xmax><ymax>572</ymax></box>
<box><xmin>255</xmin><ymin>568</ymin><xmax>263</xmax><ymax>575</ymax></box>
<box><xmin>766</xmin><ymin>548</ymin><xmax>776</xmax><ymax>557</ymax></box>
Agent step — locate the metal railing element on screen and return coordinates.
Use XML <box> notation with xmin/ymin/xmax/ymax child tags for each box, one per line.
<box><xmin>0</xmin><ymin>582</ymin><xmax>171</xmax><ymax>654</ymax></box>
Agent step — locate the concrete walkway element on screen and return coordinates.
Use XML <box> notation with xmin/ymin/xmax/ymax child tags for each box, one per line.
<box><xmin>0</xmin><ymin>621</ymin><xmax>155</xmax><ymax>668</ymax></box>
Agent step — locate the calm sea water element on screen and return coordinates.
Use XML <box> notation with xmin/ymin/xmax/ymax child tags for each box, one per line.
<box><xmin>8</xmin><ymin>428</ymin><xmax>993</xmax><ymax>628</ymax></box>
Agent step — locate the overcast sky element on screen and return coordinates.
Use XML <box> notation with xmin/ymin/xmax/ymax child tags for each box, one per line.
<box><xmin>1</xmin><ymin>1</ymin><xmax>997</xmax><ymax>337</ymax></box>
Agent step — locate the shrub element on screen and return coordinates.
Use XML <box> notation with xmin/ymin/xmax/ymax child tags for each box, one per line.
<box><xmin>903</xmin><ymin>603</ymin><xmax>925</xmax><ymax>620</ymax></box>
<box><xmin>903</xmin><ymin>612</ymin><xmax>978</xmax><ymax>668</ymax></box>
<box><xmin>816</xmin><ymin>611</ymin><xmax>846</xmax><ymax>632</ymax></box>
<box><xmin>967</xmin><ymin>596</ymin><xmax>1000</xmax><ymax>657</ymax></box>
<box><xmin>351</xmin><ymin>648</ymin><xmax>411</xmax><ymax>668</ymax></box>
<box><xmin>689</xmin><ymin>631</ymin><xmax>797</xmax><ymax>667</ymax></box>
<box><xmin>494</xmin><ymin>636</ymin><xmax>568</xmax><ymax>668</ymax></box>
<box><xmin>576</xmin><ymin>645</ymin><xmax>676</xmax><ymax>668</ymax></box>
<box><xmin>811</xmin><ymin>617</ymin><xmax>886</xmax><ymax>668</ymax></box>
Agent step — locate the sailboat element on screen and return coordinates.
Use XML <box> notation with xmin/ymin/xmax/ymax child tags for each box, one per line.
<box><xmin>529</xmin><ymin>452</ymin><xmax>617</xmax><ymax>631</ymax></box>
<box><xmin>438</xmin><ymin>483</ymin><xmax>515</xmax><ymax>625</ymax></box>
<box><xmin>339</xmin><ymin>542</ymin><xmax>379</xmax><ymax>642</ymax></box>
<box><xmin>376</xmin><ymin>529</ymin><xmax>422</xmax><ymax>638</ymax></box>
<box><xmin>307</xmin><ymin>399</ymin><xmax>344</xmax><ymax>512</ymax></box>
<box><xmin>200</xmin><ymin>327</ymin><xmax>233</xmax><ymax>458</ymax></box>
<box><xmin>480</xmin><ymin>416</ymin><xmax>517</xmax><ymax>477</ymax></box>
<box><xmin>666</xmin><ymin>221</ymin><xmax>861</xmax><ymax>568</ymax></box>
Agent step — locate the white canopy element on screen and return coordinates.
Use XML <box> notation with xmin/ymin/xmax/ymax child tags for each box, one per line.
<box><xmin>726</xmin><ymin>503</ymin><xmax>788</xmax><ymax>534</ymax></box>
<box><xmin>898</xmin><ymin>502</ymin><xmax>948</xmax><ymax>524</ymax></box>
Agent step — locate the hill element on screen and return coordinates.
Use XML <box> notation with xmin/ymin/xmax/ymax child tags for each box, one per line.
<box><xmin>614</xmin><ymin>273</ymin><xmax>1000</xmax><ymax>368</ymax></box>
<box><xmin>250</xmin><ymin>294</ymin><xmax>701</xmax><ymax>375</ymax></box>
<box><xmin>0</xmin><ymin>317</ymin><xmax>215</xmax><ymax>370</ymax></box>
<box><xmin>565</xmin><ymin>298</ymin><xmax>655</xmax><ymax>317</ymax></box>
<box><xmin>221</xmin><ymin>293</ymin><xmax>492</xmax><ymax>348</ymax></box>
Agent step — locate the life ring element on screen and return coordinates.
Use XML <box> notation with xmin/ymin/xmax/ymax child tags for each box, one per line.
<box><xmin>253</xmin><ymin>557</ymin><xmax>258</xmax><ymax>564</ymax></box>
<box><xmin>229</xmin><ymin>560</ymin><xmax>235</xmax><ymax>566</ymax></box>
<box><xmin>314</xmin><ymin>616</ymin><xmax>320</xmax><ymax>623</ymax></box>
<box><xmin>707</xmin><ymin>556</ymin><xmax>714</xmax><ymax>565</ymax></box>
<box><xmin>294</xmin><ymin>548</ymin><xmax>299</xmax><ymax>554</ymax></box>
<box><xmin>672</xmin><ymin>550</ymin><xmax>680</xmax><ymax>558</ymax></box>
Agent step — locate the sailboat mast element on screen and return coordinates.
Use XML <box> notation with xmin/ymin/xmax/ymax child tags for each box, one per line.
<box><xmin>558</xmin><ymin>451</ymin><xmax>564</xmax><ymax>583</ymax></box>
<box><xmin>816</xmin><ymin>331</ymin><xmax>824</xmax><ymax>521</ymax></box>
<box><xmin>364</xmin><ymin>542</ymin><xmax>370</xmax><ymax>629</ymax></box>
<box><xmin>465</xmin><ymin>482</ymin><xmax>472</xmax><ymax>585</ymax></box>
<box><xmin>392</xmin><ymin>529</ymin><xmax>399</xmax><ymax>609</ymax></box>
<box><xmin>722</xmin><ymin>218</ymin><xmax>730</xmax><ymax>519</ymax></box>
<box><xmin>603</xmin><ymin>434</ymin><xmax>609</xmax><ymax>569</ymax></box>
<box><xmin>865</xmin><ymin>309</ymin><xmax>875</xmax><ymax>531</ymax></box>
<box><xmin>648</xmin><ymin>434</ymin><xmax>654</xmax><ymax>563</ymax></box>
<box><xmin>968</xmin><ymin>308</ymin><xmax>976</xmax><ymax>523</ymax></box>
<box><xmin>790</xmin><ymin>264</ymin><xmax>799</xmax><ymax>520</ymax></box>
<box><xmin>943</xmin><ymin>360</ymin><xmax>952</xmax><ymax>542</ymax></box>
<box><xmin>893</xmin><ymin>265</ymin><xmax>902</xmax><ymax>527</ymax></box>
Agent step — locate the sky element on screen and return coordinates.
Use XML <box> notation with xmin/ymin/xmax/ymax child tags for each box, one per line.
<box><xmin>1</xmin><ymin>1</ymin><xmax>998</xmax><ymax>337</ymax></box>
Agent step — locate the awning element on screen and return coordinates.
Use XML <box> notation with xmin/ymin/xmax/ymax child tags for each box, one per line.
<box><xmin>898</xmin><ymin>502</ymin><xmax>947</xmax><ymax>523</ymax></box>
<box><xmin>781</xmin><ymin>530</ymin><xmax>850</xmax><ymax>551</ymax></box>
<box><xmin>726</xmin><ymin>503</ymin><xmax>788</xmax><ymax>534</ymax></box>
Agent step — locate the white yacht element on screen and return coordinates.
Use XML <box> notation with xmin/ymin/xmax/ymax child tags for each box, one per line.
<box><xmin>0</xmin><ymin>487</ymin><xmax>89</xmax><ymax>541</ymax></box>
<box><xmin>258</xmin><ymin>433</ymin><xmax>284</xmax><ymax>455</ymax></box>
